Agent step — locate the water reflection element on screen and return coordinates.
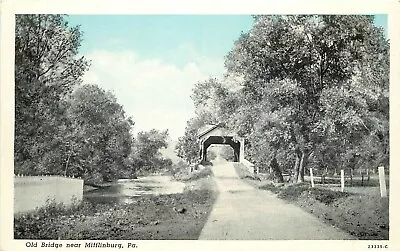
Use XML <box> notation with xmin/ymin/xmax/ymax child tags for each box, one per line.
<box><xmin>84</xmin><ymin>175</ymin><xmax>185</xmax><ymax>204</ymax></box>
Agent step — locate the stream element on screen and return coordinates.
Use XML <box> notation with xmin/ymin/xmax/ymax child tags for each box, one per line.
<box><xmin>84</xmin><ymin>175</ymin><xmax>185</xmax><ymax>204</ymax></box>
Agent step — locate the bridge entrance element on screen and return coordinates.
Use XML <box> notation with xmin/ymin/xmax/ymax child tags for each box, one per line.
<box><xmin>198</xmin><ymin>124</ymin><xmax>244</xmax><ymax>163</ymax></box>
<box><xmin>207</xmin><ymin>144</ymin><xmax>236</xmax><ymax>162</ymax></box>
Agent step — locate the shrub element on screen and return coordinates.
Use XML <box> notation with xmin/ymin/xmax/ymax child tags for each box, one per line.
<box><xmin>277</xmin><ymin>183</ymin><xmax>310</xmax><ymax>201</ymax></box>
<box><xmin>14</xmin><ymin>199</ymin><xmax>67</xmax><ymax>239</ymax></box>
<box><xmin>170</xmin><ymin>161</ymin><xmax>190</xmax><ymax>180</ymax></box>
<box><xmin>14</xmin><ymin>198</ymin><xmax>101</xmax><ymax>239</ymax></box>
<box><xmin>307</xmin><ymin>188</ymin><xmax>351</xmax><ymax>205</ymax></box>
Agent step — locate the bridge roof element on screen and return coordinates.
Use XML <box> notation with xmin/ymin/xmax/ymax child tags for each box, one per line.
<box><xmin>198</xmin><ymin>123</ymin><xmax>237</xmax><ymax>139</ymax></box>
<box><xmin>198</xmin><ymin>124</ymin><xmax>220</xmax><ymax>139</ymax></box>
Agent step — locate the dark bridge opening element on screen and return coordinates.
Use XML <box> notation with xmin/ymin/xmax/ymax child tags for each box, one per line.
<box><xmin>201</xmin><ymin>136</ymin><xmax>240</xmax><ymax>163</ymax></box>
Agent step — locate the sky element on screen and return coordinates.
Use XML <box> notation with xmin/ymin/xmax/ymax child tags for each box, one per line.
<box><xmin>67</xmin><ymin>15</ymin><xmax>387</xmax><ymax>141</ymax></box>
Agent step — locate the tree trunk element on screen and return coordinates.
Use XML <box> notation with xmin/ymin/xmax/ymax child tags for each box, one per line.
<box><xmin>297</xmin><ymin>150</ymin><xmax>309</xmax><ymax>183</ymax></box>
<box><xmin>292</xmin><ymin>149</ymin><xmax>301</xmax><ymax>183</ymax></box>
<box><xmin>293</xmin><ymin>152</ymin><xmax>300</xmax><ymax>183</ymax></box>
<box><xmin>297</xmin><ymin>155</ymin><xmax>305</xmax><ymax>182</ymax></box>
<box><xmin>270</xmin><ymin>157</ymin><xmax>284</xmax><ymax>183</ymax></box>
<box><xmin>64</xmin><ymin>151</ymin><xmax>73</xmax><ymax>176</ymax></box>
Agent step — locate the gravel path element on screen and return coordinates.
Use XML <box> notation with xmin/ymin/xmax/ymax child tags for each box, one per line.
<box><xmin>199</xmin><ymin>160</ymin><xmax>355</xmax><ymax>240</ymax></box>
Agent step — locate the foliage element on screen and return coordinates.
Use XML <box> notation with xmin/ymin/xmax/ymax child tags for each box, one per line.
<box><xmin>275</xmin><ymin>183</ymin><xmax>311</xmax><ymax>201</ymax></box>
<box><xmin>15</xmin><ymin>190</ymin><xmax>216</xmax><ymax>240</ymax></box>
<box><xmin>233</xmin><ymin>163</ymin><xmax>260</xmax><ymax>181</ymax></box>
<box><xmin>180</xmin><ymin>166</ymin><xmax>213</xmax><ymax>182</ymax></box>
<box><xmin>269</xmin><ymin>157</ymin><xmax>284</xmax><ymax>182</ymax></box>
<box><xmin>225</xmin><ymin>15</ymin><xmax>389</xmax><ymax>182</ymax></box>
<box><xmin>175</xmin><ymin>78</ymin><xmax>231</xmax><ymax>164</ymax></box>
<box><xmin>169</xmin><ymin>160</ymin><xmax>190</xmax><ymax>179</ymax></box>
<box><xmin>175</xmin><ymin>113</ymin><xmax>216</xmax><ymax>164</ymax></box>
<box><xmin>188</xmin><ymin>167</ymin><xmax>213</xmax><ymax>181</ymax></box>
<box><xmin>63</xmin><ymin>84</ymin><xmax>135</xmax><ymax>182</ymax></box>
<box><xmin>270</xmin><ymin>184</ymin><xmax>388</xmax><ymax>240</ymax></box>
<box><xmin>14</xmin><ymin>14</ymin><xmax>171</xmax><ymax>182</ymax></box>
<box><xmin>218</xmin><ymin>145</ymin><xmax>235</xmax><ymax>161</ymax></box>
<box><xmin>14</xmin><ymin>14</ymin><xmax>89</xmax><ymax>175</ymax></box>
<box><xmin>170</xmin><ymin>160</ymin><xmax>214</xmax><ymax>182</ymax></box>
<box><xmin>191</xmin><ymin>78</ymin><xmax>222</xmax><ymax>116</ymax></box>
<box><xmin>130</xmin><ymin>129</ymin><xmax>171</xmax><ymax>175</ymax></box>
<box><xmin>14</xmin><ymin>198</ymin><xmax>91</xmax><ymax>239</ymax></box>
<box><xmin>307</xmin><ymin>188</ymin><xmax>350</xmax><ymax>205</ymax></box>
<box><xmin>206</xmin><ymin>150</ymin><xmax>217</xmax><ymax>161</ymax></box>
<box><xmin>182</xmin><ymin>15</ymin><xmax>389</xmax><ymax>183</ymax></box>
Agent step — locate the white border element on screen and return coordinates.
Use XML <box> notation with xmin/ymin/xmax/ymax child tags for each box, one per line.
<box><xmin>1</xmin><ymin>1</ymin><xmax>399</xmax><ymax>251</ymax></box>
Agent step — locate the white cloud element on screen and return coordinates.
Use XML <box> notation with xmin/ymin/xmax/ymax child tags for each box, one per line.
<box><xmin>82</xmin><ymin>47</ymin><xmax>225</xmax><ymax>140</ymax></box>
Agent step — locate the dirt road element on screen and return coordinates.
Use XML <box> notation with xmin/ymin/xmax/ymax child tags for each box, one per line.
<box><xmin>199</xmin><ymin>159</ymin><xmax>355</xmax><ymax>240</ymax></box>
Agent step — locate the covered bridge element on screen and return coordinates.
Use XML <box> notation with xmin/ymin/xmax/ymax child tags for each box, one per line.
<box><xmin>197</xmin><ymin>124</ymin><xmax>255</xmax><ymax>173</ymax></box>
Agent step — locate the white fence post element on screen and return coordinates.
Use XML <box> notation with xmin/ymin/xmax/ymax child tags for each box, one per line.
<box><xmin>378</xmin><ymin>166</ymin><xmax>387</xmax><ymax>198</ymax></box>
<box><xmin>310</xmin><ymin>168</ymin><xmax>314</xmax><ymax>188</ymax></box>
<box><xmin>340</xmin><ymin>169</ymin><xmax>345</xmax><ymax>192</ymax></box>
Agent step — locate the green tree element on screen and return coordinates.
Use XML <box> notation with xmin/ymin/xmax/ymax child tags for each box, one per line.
<box><xmin>14</xmin><ymin>14</ymin><xmax>89</xmax><ymax>175</ymax></box>
<box><xmin>176</xmin><ymin>111</ymin><xmax>218</xmax><ymax>164</ymax></box>
<box><xmin>223</xmin><ymin>15</ymin><xmax>389</xmax><ymax>182</ymax></box>
<box><xmin>131</xmin><ymin>129</ymin><xmax>171</xmax><ymax>175</ymax></box>
<box><xmin>64</xmin><ymin>84</ymin><xmax>135</xmax><ymax>182</ymax></box>
<box><xmin>176</xmin><ymin>119</ymin><xmax>201</xmax><ymax>164</ymax></box>
<box><xmin>175</xmin><ymin>78</ymin><xmax>223</xmax><ymax>164</ymax></box>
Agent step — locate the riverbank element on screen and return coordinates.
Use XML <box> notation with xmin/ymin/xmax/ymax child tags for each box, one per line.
<box><xmin>14</xmin><ymin>168</ymin><xmax>217</xmax><ymax>240</ymax></box>
<box><xmin>233</xmin><ymin>164</ymin><xmax>389</xmax><ymax>240</ymax></box>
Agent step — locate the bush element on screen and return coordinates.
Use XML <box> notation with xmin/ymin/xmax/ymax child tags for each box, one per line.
<box><xmin>14</xmin><ymin>199</ymin><xmax>67</xmax><ymax>239</ymax></box>
<box><xmin>219</xmin><ymin>146</ymin><xmax>235</xmax><ymax>161</ymax></box>
<box><xmin>170</xmin><ymin>161</ymin><xmax>190</xmax><ymax>180</ymax></box>
<box><xmin>307</xmin><ymin>188</ymin><xmax>351</xmax><ymax>205</ymax></box>
<box><xmin>170</xmin><ymin>161</ymin><xmax>213</xmax><ymax>182</ymax></box>
<box><xmin>14</xmin><ymin>198</ymin><xmax>102</xmax><ymax>239</ymax></box>
<box><xmin>299</xmin><ymin>189</ymin><xmax>388</xmax><ymax>239</ymax></box>
<box><xmin>277</xmin><ymin>183</ymin><xmax>310</xmax><ymax>201</ymax></box>
<box><xmin>15</xmin><ymin>190</ymin><xmax>217</xmax><ymax>240</ymax></box>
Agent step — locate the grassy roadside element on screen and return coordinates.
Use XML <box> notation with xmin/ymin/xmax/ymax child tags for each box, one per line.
<box><xmin>233</xmin><ymin>163</ymin><xmax>389</xmax><ymax>240</ymax></box>
<box><xmin>14</xmin><ymin>167</ymin><xmax>217</xmax><ymax>240</ymax></box>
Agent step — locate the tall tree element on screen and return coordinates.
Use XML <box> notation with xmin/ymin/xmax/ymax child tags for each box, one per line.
<box><xmin>223</xmin><ymin>15</ymin><xmax>389</xmax><ymax>182</ymax></box>
<box><xmin>175</xmin><ymin>78</ymin><xmax>223</xmax><ymax>164</ymax></box>
<box><xmin>14</xmin><ymin>14</ymin><xmax>89</xmax><ymax>174</ymax></box>
<box><xmin>175</xmin><ymin>111</ymin><xmax>218</xmax><ymax>164</ymax></box>
<box><xmin>64</xmin><ymin>84</ymin><xmax>135</xmax><ymax>182</ymax></box>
